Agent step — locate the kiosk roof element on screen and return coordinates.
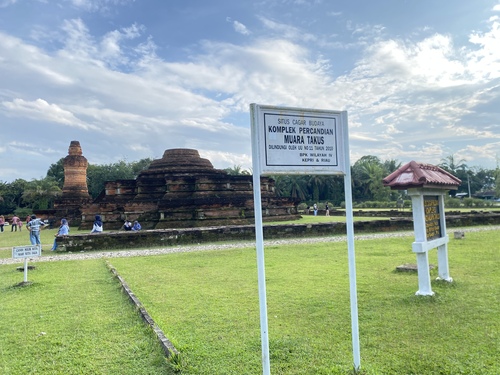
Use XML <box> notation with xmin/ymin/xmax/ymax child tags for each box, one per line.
<box><xmin>383</xmin><ymin>161</ymin><xmax>462</xmax><ymax>190</ymax></box>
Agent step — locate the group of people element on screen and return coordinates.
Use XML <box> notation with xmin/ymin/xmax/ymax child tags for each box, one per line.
<box><xmin>0</xmin><ymin>214</ymin><xmax>31</xmax><ymax>232</ymax></box>
<box><xmin>0</xmin><ymin>212</ymin><xmax>142</xmax><ymax>250</ymax></box>
<box><xmin>90</xmin><ymin>215</ymin><xmax>142</xmax><ymax>232</ymax></box>
<box><xmin>0</xmin><ymin>213</ymin><xmax>67</xmax><ymax>251</ymax></box>
<box><xmin>123</xmin><ymin>219</ymin><xmax>142</xmax><ymax>231</ymax></box>
<box><xmin>311</xmin><ymin>203</ymin><xmax>330</xmax><ymax>216</ymax></box>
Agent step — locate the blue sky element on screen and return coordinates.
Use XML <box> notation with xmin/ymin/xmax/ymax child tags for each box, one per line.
<box><xmin>1</xmin><ymin>0</ymin><xmax>500</xmax><ymax>182</ymax></box>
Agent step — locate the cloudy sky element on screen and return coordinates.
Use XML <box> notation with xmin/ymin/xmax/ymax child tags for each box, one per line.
<box><xmin>1</xmin><ymin>0</ymin><xmax>500</xmax><ymax>182</ymax></box>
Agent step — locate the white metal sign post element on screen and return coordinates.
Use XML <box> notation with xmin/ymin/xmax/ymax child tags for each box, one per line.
<box><xmin>12</xmin><ymin>245</ymin><xmax>41</xmax><ymax>283</ymax></box>
<box><xmin>250</xmin><ymin>104</ymin><xmax>360</xmax><ymax>374</ymax></box>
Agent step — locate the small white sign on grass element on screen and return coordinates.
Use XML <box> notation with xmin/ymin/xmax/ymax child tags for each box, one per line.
<box><xmin>12</xmin><ymin>245</ymin><xmax>41</xmax><ymax>259</ymax></box>
<box><xmin>12</xmin><ymin>245</ymin><xmax>41</xmax><ymax>283</ymax></box>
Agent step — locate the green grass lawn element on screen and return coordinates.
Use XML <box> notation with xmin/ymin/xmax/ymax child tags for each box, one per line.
<box><xmin>0</xmin><ymin>259</ymin><xmax>174</xmax><ymax>374</ymax></box>
<box><xmin>108</xmin><ymin>230</ymin><xmax>500</xmax><ymax>375</ymax></box>
<box><xmin>266</xmin><ymin>214</ymin><xmax>391</xmax><ymax>226</ymax></box>
<box><xmin>1</xmin><ymin>225</ymin><xmax>499</xmax><ymax>374</ymax></box>
<box><xmin>0</xmin><ymin>227</ymin><xmax>85</xmax><ymax>259</ymax></box>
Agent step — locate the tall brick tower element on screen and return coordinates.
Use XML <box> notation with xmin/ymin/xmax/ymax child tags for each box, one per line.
<box><xmin>61</xmin><ymin>141</ymin><xmax>90</xmax><ymax>199</ymax></box>
<box><xmin>53</xmin><ymin>141</ymin><xmax>90</xmax><ymax>224</ymax></box>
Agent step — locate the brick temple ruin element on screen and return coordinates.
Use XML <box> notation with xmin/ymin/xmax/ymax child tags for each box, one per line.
<box><xmin>52</xmin><ymin>141</ymin><xmax>91</xmax><ymax>225</ymax></box>
<box><xmin>59</xmin><ymin>146</ymin><xmax>300</xmax><ymax>230</ymax></box>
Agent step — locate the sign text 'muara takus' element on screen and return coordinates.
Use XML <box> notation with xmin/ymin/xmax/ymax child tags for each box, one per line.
<box><xmin>251</xmin><ymin>104</ymin><xmax>347</xmax><ymax>175</ymax></box>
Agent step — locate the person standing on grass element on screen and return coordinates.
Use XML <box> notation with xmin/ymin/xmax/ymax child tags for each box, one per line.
<box><xmin>51</xmin><ymin>218</ymin><xmax>69</xmax><ymax>251</ymax></box>
<box><xmin>325</xmin><ymin>203</ymin><xmax>330</xmax><ymax>216</ymax></box>
<box><xmin>313</xmin><ymin>203</ymin><xmax>318</xmax><ymax>216</ymax></box>
<box><xmin>11</xmin><ymin>215</ymin><xmax>19</xmax><ymax>232</ymax></box>
<box><xmin>0</xmin><ymin>215</ymin><xmax>4</xmax><ymax>232</ymax></box>
<box><xmin>91</xmin><ymin>215</ymin><xmax>103</xmax><ymax>233</ymax></box>
<box><xmin>18</xmin><ymin>219</ymin><xmax>23</xmax><ymax>231</ymax></box>
<box><xmin>27</xmin><ymin>214</ymin><xmax>46</xmax><ymax>250</ymax></box>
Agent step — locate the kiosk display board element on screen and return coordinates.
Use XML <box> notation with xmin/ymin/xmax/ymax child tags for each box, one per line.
<box><xmin>424</xmin><ymin>195</ymin><xmax>442</xmax><ymax>240</ymax></box>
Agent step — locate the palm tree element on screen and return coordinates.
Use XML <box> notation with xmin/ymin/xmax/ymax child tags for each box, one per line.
<box><xmin>273</xmin><ymin>175</ymin><xmax>308</xmax><ymax>200</ymax></box>
<box><xmin>22</xmin><ymin>177</ymin><xmax>62</xmax><ymax>210</ymax></box>
<box><xmin>382</xmin><ymin>159</ymin><xmax>401</xmax><ymax>174</ymax></box>
<box><xmin>224</xmin><ymin>165</ymin><xmax>250</xmax><ymax>175</ymax></box>
<box><xmin>308</xmin><ymin>174</ymin><xmax>325</xmax><ymax>203</ymax></box>
<box><xmin>289</xmin><ymin>175</ymin><xmax>308</xmax><ymax>200</ymax></box>
<box><xmin>352</xmin><ymin>155</ymin><xmax>391</xmax><ymax>201</ymax></box>
<box><xmin>439</xmin><ymin>155</ymin><xmax>467</xmax><ymax>174</ymax></box>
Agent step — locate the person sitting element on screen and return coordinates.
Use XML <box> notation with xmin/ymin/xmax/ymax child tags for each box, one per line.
<box><xmin>91</xmin><ymin>215</ymin><xmax>103</xmax><ymax>233</ymax></box>
<box><xmin>132</xmin><ymin>220</ymin><xmax>141</xmax><ymax>231</ymax></box>
<box><xmin>52</xmin><ymin>218</ymin><xmax>69</xmax><ymax>251</ymax></box>
<box><xmin>123</xmin><ymin>220</ymin><xmax>132</xmax><ymax>231</ymax></box>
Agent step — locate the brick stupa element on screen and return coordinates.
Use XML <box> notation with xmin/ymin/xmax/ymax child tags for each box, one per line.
<box><xmin>53</xmin><ymin>141</ymin><xmax>91</xmax><ymax>224</ymax></box>
<box><xmin>80</xmin><ymin>148</ymin><xmax>300</xmax><ymax>229</ymax></box>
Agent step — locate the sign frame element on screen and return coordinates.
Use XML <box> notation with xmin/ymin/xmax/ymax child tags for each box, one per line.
<box><xmin>12</xmin><ymin>245</ymin><xmax>41</xmax><ymax>283</ymax></box>
<box><xmin>250</xmin><ymin>103</ymin><xmax>360</xmax><ymax>374</ymax></box>
<box><xmin>408</xmin><ymin>189</ymin><xmax>452</xmax><ymax>296</ymax></box>
<box><xmin>250</xmin><ymin>104</ymin><xmax>348</xmax><ymax>175</ymax></box>
<box><xmin>12</xmin><ymin>245</ymin><xmax>41</xmax><ymax>259</ymax></box>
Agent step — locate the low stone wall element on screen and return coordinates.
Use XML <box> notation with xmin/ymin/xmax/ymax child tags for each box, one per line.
<box><xmin>56</xmin><ymin>213</ymin><xmax>500</xmax><ymax>252</ymax></box>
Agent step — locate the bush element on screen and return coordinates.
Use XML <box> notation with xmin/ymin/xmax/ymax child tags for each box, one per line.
<box><xmin>445</xmin><ymin>197</ymin><xmax>495</xmax><ymax>208</ymax></box>
<box><xmin>354</xmin><ymin>201</ymin><xmax>392</xmax><ymax>209</ymax></box>
<box><xmin>297</xmin><ymin>203</ymin><xmax>309</xmax><ymax>213</ymax></box>
<box><xmin>14</xmin><ymin>207</ymin><xmax>32</xmax><ymax>218</ymax></box>
<box><xmin>462</xmin><ymin>197</ymin><xmax>495</xmax><ymax>208</ymax></box>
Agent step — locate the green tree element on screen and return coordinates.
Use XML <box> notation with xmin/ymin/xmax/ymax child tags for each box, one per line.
<box><xmin>439</xmin><ymin>154</ymin><xmax>467</xmax><ymax>174</ymax></box>
<box><xmin>322</xmin><ymin>175</ymin><xmax>345</xmax><ymax>206</ymax></box>
<box><xmin>383</xmin><ymin>159</ymin><xmax>402</xmax><ymax>174</ymax></box>
<box><xmin>86</xmin><ymin>159</ymin><xmax>152</xmax><ymax>199</ymax></box>
<box><xmin>46</xmin><ymin>158</ymin><xmax>65</xmax><ymax>188</ymax></box>
<box><xmin>272</xmin><ymin>175</ymin><xmax>308</xmax><ymax>200</ymax></box>
<box><xmin>131</xmin><ymin>158</ymin><xmax>153</xmax><ymax>176</ymax></box>
<box><xmin>439</xmin><ymin>154</ymin><xmax>469</xmax><ymax>196</ymax></box>
<box><xmin>0</xmin><ymin>179</ymin><xmax>28</xmax><ymax>213</ymax></box>
<box><xmin>308</xmin><ymin>175</ymin><xmax>328</xmax><ymax>203</ymax></box>
<box><xmin>22</xmin><ymin>177</ymin><xmax>62</xmax><ymax>210</ymax></box>
<box><xmin>351</xmin><ymin>155</ymin><xmax>395</xmax><ymax>202</ymax></box>
<box><xmin>224</xmin><ymin>165</ymin><xmax>250</xmax><ymax>175</ymax></box>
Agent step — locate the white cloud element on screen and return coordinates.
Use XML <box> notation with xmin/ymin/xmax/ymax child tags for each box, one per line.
<box><xmin>467</xmin><ymin>20</ymin><xmax>500</xmax><ymax>80</ymax></box>
<box><xmin>2</xmin><ymin>6</ymin><xmax>500</xmax><ymax>181</ymax></box>
<box><xmin>69</xmin><ymin>0</ymin><xmax>134</xmax><ymax>12</ymax></box>
<box><xmin>358</xmin><ymin>34</ymin><xmax>468</xmax><ymax>87</ymax></box>
<box><xmin>1</xmin><ymin>98</ymin><xmax>94</xmax><ymax>130</ymax></box>
<box><xmin>226</xmin><ymin>17</ymin><xmax>251</xmax><ymax>35</ymax></box>
<box><xmin>258</xmin><ymin>16</ymin><xmax>318</xmax><ymax>43</ymax></box>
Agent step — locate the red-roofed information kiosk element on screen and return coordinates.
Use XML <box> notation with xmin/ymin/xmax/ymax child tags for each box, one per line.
<box><xmin>383</xmin><ymin>161</ymin><xmax>461</xmax><ymax>296</ymax></box>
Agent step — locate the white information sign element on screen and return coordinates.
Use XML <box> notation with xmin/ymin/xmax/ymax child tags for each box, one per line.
<box><xmin>12</xmin><ymin>245</ymin><xmax>41</xmax><ymax>259</ymax></box>
<box><xmin>250</xmin><ymin>103</ymin><xmax>360</xmax><ymax>374</ymax></box>
<box><xmin>250</xmin><ymin>104</ymin><xmax>347</xmax><ymax>175</ymax></box>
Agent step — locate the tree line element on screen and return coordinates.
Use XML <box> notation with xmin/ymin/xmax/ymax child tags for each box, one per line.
<box><xmin>0</xmin><ymin>158</ymin><xmax>152</xmax><ymax>217</ymax></box>
<box><xmin>1</xmin><ymin>155</ymin><xmax>499</xmax><ymax>216</ymax></box>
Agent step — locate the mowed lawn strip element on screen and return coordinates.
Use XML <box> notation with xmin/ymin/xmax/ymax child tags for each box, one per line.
<box><xmin>110</xmin><ymin>230</ymin><xmax>500</xmax><ymax>375</ymax></box>
<box><xmin>0</xmin><ymin>259</ymin><xmax>175</xmax><ymax>375</ymax></box>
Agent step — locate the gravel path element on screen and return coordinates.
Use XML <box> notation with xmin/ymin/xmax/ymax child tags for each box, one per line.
<box><xmin>1</xmin><ymin>226</ymin><xmax>498</xmax><ymax>266</ymax></box>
